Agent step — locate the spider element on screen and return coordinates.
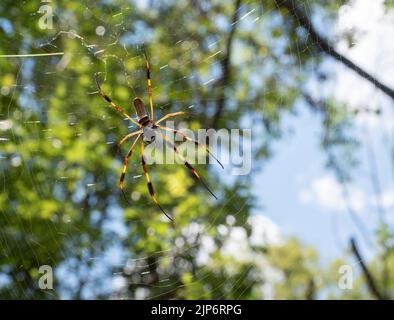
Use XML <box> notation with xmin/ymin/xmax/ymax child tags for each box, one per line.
<box><xmin>95</xmin><ymin>50</ymin><xmax>223</xmax><ymax>221</ymax></box>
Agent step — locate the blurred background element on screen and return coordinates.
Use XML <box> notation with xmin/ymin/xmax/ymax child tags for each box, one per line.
<box><xmin>0</xmin><ymin>0</ymin><xmax>393</xmax><ymax>299</ymax></box>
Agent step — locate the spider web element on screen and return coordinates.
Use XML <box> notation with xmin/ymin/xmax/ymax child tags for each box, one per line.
<box><xmin>1</xmin><ymin>0</ymin><xmax>392</xmax><ymax>300</ymax></box>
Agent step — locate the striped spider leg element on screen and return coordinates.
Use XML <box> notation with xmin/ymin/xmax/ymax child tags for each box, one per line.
<box><xmin>140</xmin><ymin>139</ymin><xmax>173</xmax><ymax>221</ymax></box>
<box><xmin>156</xmin><ymin>111</ymin><xmax>186</xmax><ymax>124</ymax></box>
<box><xmin>158</xmin><ymin>131</ymin><xmax>217</xmax><ymax>200</ymax></box>
<box><xmin>94</xmin><ymin>73</ymin><xmax>142</xmax><ymax>129</ymax></box>
<box><xmin>157</xmin><ymin>125</ymin><xmax>224</xmax><ymax>169</ymax></box>
<box><xmin>142</xmin><ymin>46</ymin><xmax>154</xmax><ymax>122</ymax></box>
<box><xmin>119</xmin><ymin>133</ymin><xmax>142</xmax><ymax>202</ymax></box>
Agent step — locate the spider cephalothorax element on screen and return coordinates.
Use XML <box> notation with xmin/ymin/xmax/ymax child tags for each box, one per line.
<box><xmin>95</xmin><ymin>50</ymin><xmax>223</xmax><ymax>221</ymax></box>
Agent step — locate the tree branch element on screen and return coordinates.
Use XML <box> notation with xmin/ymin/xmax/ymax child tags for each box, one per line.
<box><xmin>275</xmin><ymin>0</ymin><xmax>394</xmax><ymax>100</ymax></box>
<box><xmin>350</xmin><ymin>237</ymin><xmax>386</xmax><ymax>300</ymax></box>
<box><xmin>211</xmin><ymin>0</ymin><xmax>242</xmax><ymax>128</ymax></box>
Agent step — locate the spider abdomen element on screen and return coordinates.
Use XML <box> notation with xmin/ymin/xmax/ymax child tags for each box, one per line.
<box><xmin>133</xmin><ymin>97</ymin><xmax>149</xmax><ymax>125</ymax></box>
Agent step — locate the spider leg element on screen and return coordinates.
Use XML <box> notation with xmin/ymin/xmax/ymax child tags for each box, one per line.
<box><xmin>156</xmin><ymin>111</ymin><xmax>186</xmax><ymax>125</ymax></box>
<box><xmin>141</xmin><ymin>141</ymin><xmax>173</xmax><ymax>221</ymax></box>
<box><xmin>115</xmin><ymin>129</ymin><xmax>143</xmax><ymax>158</ymax></box>
<box><xmin>142</xmin><ymin>48</ymin><xmax>154</xmax><ymax>122</ymax></box>
<box><xmin>94</xmin><ymin>74</ymin><xmax>142</xmax><ymax>128</ymax></box>
<box><xmin>158</xmin><ymin>131</ymin><xmax>217</xmax><ymax>200</ymax></box>
<box><xmin>158</xmin><ymin>125</ymin><xmax>224</xmax><ymax>169</ymax></box>
<box><xmin>120</xmin><ymin>133</ymin><xmax>142</xmax><ymax>203</ymax></box>
<box><xmin>119</xmin><ymin>130</ymin><xmax>143</xmax><ymax>146</ymax></box>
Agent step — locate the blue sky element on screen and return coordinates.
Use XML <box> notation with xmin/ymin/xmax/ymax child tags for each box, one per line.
<box><xmin>253</xmin><ymin>104</ymin><xmax>363</xmax><ymax>262</ymax></box>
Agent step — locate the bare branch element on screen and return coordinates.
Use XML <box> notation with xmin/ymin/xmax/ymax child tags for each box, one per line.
<box><xmin>275</xmin><ymin>0</ymin><xmax>394</xmax><ymax>100</ymax></box>
<box><xmin>211</xmin><ymin>0</ymin><xmax>242</xmax><ymax>128</ymax></box>
<box><xmin>350</xmin><ymin>237</ymin><xmax>387</xmax><ymax>300</ymax></box>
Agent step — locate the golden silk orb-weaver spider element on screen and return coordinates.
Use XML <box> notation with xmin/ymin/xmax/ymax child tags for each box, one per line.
<box><xmin>95</xmin><ymin>50</ymin><xmax>223</xmax><ymax>221</ymax></box>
